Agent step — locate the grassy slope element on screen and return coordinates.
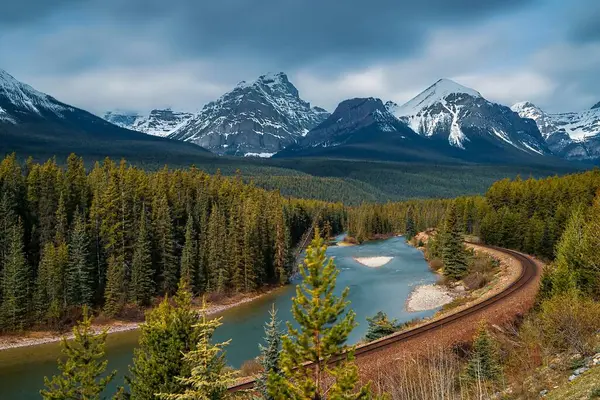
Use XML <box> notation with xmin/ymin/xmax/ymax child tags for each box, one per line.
<box><xmin>548</xmin><ymin>366</ymin><xmax>600</xmax><ymax>399</ymax></box>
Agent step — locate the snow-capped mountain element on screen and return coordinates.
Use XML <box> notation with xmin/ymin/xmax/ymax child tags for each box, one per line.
<box><xmin>511</xmin><ymin>101</ymin><xmax>600</xmax><ymax>160</ymax></box>
<box><xmin>392</xmin><ymin>79</ymin><xmax>548</xmax><ymax>156</ymax></box>
<box><xmin>169</xmin><ymin>72</ymin><xmax>329</xmax><ymax>156</ymax></box>
<box><xmin>104</xmin><ymin>109</ymin><xmax>194</xmax><ymax>137</ymax></box>
<box><xmin>0</xmin><ymin>68</ymin><xmax>77</xmax><ymax>124</ymax></box>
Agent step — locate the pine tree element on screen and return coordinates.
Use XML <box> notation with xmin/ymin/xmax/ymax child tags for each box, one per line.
<box><xmin>128</xmin><ymin>280</ymin><xmax>200</xmax><ymax>399</ymax></box>
<box><xmin>157</xmin><ymin>298</ymin><xmax>236</xmax><ymax>400</ymax></box>
<box><xmin>180</xmin><ymin>213</ymin><xmax>198</xmax><ymax>291</ymax></box>
<box><xmin>130</xmin><ymin>206</ymin><xmax>154</xmax><ymax>306</ymax></box>
<box><xmin>404</xmin><ymin>207</ymin><xmax>416</xmax><ymax>240</ymax></box>
<box><xmin>0</xmin><ymin>220</ymin><xmax>30</xmax><ymax>331</ymax></box>
<box><xmin>153</xmin><ymin>193</ymin><xmax>177</xmax><ymax>295</ymax></box>
<box><xmin>103</xmin><ymin>255</ymin><xmax>126</xmax><ymax>317</ymax></box>
<box><xmin>365</xmin><ymin>311</ymin><xmax>398</xmax><ymax>342</ymax></box>
<box><xmin>466</xmin><ymin>322</ymin><xmax>502</xmax><ymax>382</ymax></box>
<box><xmin>41</xmin><ymin>306</ymin><xmax>116</xmax><ymax>399</ymax></box>
<box><xmin>67</xmin><ymin>210</ymin><xmax>95</xmax><ymax>307</ymax></box>
<box><xmin>267</xmin><ymin>233</ymin><xmax>370</xmax><ymax>400</ymax></box>
<box><xmin>256</xmin><ymin>305</ymin><xmax>282</xmax><ymax>400</ymax></box>
<box><xmin>441</xmin><ymin>203</ymin><xmax>468</xmax><ymax>280</ymax></box>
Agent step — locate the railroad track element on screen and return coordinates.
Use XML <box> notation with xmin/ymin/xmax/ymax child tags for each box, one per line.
<box><xmin>228</xmin><ymin>244</ymin><xmax>539</xmax><ymax>392</ymax></box>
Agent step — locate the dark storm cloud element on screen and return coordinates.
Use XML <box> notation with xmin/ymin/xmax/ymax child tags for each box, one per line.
<box><xmin>569</xmin><ymin>2</ymin><xmax>600</xmax><ymax>43</ymax></box>
<box><xmin>0</xmin><ymin>0</ymin><xmax>82</xmax><ymax>24</ymax></box>
<box><xmin>5</xmin><ymin>0</ymin><xmax>535</xmax><ymax>67</ymax></box>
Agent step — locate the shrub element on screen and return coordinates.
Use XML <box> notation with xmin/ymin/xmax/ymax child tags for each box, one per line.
<box><xmin>537</xmin><ymin>291</ymin><xmax>600</xmax><ymax>355</ymax></box>
<box><xmin>429</xmin><ymin>258</ymin><xmax>444</xmax><ymax>272</ymax></box>
<box><xmin>463</xmin><ymin>272</ymin><xmax>492</xmax><ymax>291</ymax></box>
<box><xmin>239</xmin><ymin>358</ymin><xmax>263</xmax><ymax>377</ymax></box>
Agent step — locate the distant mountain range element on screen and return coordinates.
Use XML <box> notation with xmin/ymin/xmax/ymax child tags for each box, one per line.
<box><xmin>1</xmin><ymin>66</ymin><xmax>599</xmax><ymax>165</ymax></box>
<box><xmin>104</xmin><ymin>109</ymin><xmax>194</xmax><ymax>137</ymax></box>
<box><xmin>511</xmin><ymin>101</ymin><xmax>600</xmax><ymax>160</ymax></box>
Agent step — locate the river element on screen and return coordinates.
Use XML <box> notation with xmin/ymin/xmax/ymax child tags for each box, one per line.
<box><xmin>0</xmin><ymin>235</ymin><xmax>438</xmax><ymax>398</ymax></box>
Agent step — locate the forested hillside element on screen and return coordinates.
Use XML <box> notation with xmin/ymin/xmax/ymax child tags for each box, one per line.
<box><xmin>348</xmin><ymin>169</ymin><xmax>600</xmax><ymax>263</ymax></box>
<box><xmin>0</xmin><ymin>154</ymin><xmax>345</xmax><ymax>331</ymax></box>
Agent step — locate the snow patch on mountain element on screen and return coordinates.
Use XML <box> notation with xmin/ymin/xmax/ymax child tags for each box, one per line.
<box><xmin>395</xmin><ymin>78</ymin><xmax>482</xmax><ymax>117</ymax></box>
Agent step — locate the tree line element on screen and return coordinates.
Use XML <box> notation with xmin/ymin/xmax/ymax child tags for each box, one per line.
<box><xmin>0</xmin><ymin>153</ymin><xmax>346</xmax><ymax>331</ymax></box>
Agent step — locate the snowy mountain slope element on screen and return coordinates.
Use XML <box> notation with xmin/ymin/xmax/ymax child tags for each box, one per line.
<box><xmin>391</xmin><ymin>79</ymin><xmax>548</xmax><ymax>156</ymax></box>
<box><xmin>104</xmin><ymin>109</ymin><xmax>194</xmax><ymax>137</ymax></box>
<box><xmin>511</xmin><ymin>101</ymin><xmax>600</xmax><ymax>160</ymax></box>
<box><xmin>169</xmin><ymin>72</ymin><xmax>330</xmax><ymax>156</ymax></box>
<box><xmin>0</xmin><ymin>69</ymin><xmax>76</xmax><ymax>123</ymax></box>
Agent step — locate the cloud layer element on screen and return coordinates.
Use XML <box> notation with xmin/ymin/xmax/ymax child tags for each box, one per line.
<box><xmin>1</xmin><ymin>0</ymin><xmax>599</xmax><ymax>114</ymax></box>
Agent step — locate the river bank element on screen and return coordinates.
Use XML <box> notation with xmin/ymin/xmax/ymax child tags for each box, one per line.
<box><xmin>0</xmin><ymin>287</ymin><xmax>284</xmax><ymax>351</ymax></box>
<box><xmin>404</xmin><ymin>230</ymin><xmax>522</xmax><ymax>319</ymax></box>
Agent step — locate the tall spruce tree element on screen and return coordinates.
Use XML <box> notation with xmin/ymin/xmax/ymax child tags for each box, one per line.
<box><xmin>1</xmin><ymin>219</ymin><xmax>30</xmax><ymax>331</ymax></box>
<box><xmin>128</xmin><ymin>280</ymin><xmax>200</xmax><ymax>399</ymax></box>
<box><xmin>41</xmin><ymin>306</ymin><xmax>116</xmax><ymax>399</ymax></box>
<box><xmin>157</xmin><ymin>297</ymin><xmax>236</xmax><ymax>400</ymax></box>
<box><xmin>180</xmin><ymin>213</ymin><xmax>198</xmax><ymax>291</ymax></box>
<box><xmin>153</xmin><ymin>193</ymin><xmax>177</xmax><ymax>295</ymax></box>
<box><xmin>67</xmin><ymin>210</ymin><xmax>95</xmax><ymax>307</ymax></box>
<box><xmin>103</xmin><ymin>255</ymin><xmax>126</xmax><ymax>317</ymax></box>
<box><xmin>130</xmin><ymin>206</ymin><xmax>154</xmax><ymax>306</ymax></box>
<box><xmin>404</xmin><ymin>207</ymin><xmax>416</xmax><ymax>240</ymax></box>
<box><xmin>256</xmin><ymin>305</ymin><xmax>282</xmax><ymax>400</ymax></box>
<box><xmin>267</xmin><ymin>233</ymin><xmax>371</xmax><ymax>400</ymax></box>
<box><xmin>441</xmin><ymin>203</ymin><xmax>468</xmax><ymax>280</ymax></box>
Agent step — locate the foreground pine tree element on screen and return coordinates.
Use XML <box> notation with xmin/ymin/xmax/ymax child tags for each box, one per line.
<box><xmin>256</xmin><ymin>305</ymin><xmax>282</xmax><ymax>400</ymax></box>
<box><xmin>365</xmin><ymin>311</ymin><xmax>399</xmax><ymax>342</ymax></box>
<box><xmin>127</xmin><ymin>280</ymin><xmax>200</xmax><ymax>399</ymax></box>
<box><xmin>41</xmin><ymin>306</ymin><xmax>116</xmax><ymax>399</ymax></box>
<box><xmin>268</xmin><ymin>233</ymin><xmax>371</xmax><ymax>400</ymax></box>
<box><xmin>441</xmin><ymin>203</ymin><xmax>468</xmax><ymax>280</ymax></box>
<box><xmin>466</xmin><ymin>322</ymin><xmax>502</xmax><ymax>382</ymax></box>
<box><xmin>157</xmin><ymin>297</ymin><xmax>236</xmax><ymax>400</ymax></box>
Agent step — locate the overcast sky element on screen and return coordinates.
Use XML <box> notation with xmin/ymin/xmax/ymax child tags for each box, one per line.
<box><xmin>1</xmin><ymin>0</ymin><xmax>599</xmax><ymax>115</ymax></box>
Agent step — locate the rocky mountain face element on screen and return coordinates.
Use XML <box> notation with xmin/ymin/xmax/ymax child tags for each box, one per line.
<box><xmin>104</xmin><ymin>109</ymin><xmax>193</xmax><ymax>137</ymax></box>
<box><xmin>169</xmin><ymin>72</ymin><xmax>329</xmax><ymax>156</ymax></box>
<box><xmin>391</xmin><ymin>79</ymin><xmax>548</xmax><ymax>157</ymax></box>
<box><xmin>512</xmin><ymin>101</ymin><xmax>600</xmax><ymax>160</ymax></box>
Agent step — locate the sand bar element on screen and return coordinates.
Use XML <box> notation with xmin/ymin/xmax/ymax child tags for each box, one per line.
<box><xmin>353</xmin><ymin>256</ymin><xmax>393</xmax><ymax>267</ymax></box>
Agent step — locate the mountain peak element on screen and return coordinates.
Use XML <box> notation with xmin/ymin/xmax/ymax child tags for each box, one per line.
<box><xmin>169</xmin><ymin>72</ymin><xmax>328</xmax><ymax>155</ymax></box>
<box><xmin>592</xmin><ymin>101</ymin><xmax>600</xmax><ymax>110</ymax></box>
<box><xmin>395</xmin><ymin>78</ymin><xmax>481</xmax><ymax>117</ymax></box>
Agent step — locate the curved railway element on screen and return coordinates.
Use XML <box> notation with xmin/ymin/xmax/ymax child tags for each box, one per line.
<box><xmin>228</xmin><ymin>244</ymin><xmax>540</xmax><ymax>392</ymax></box>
